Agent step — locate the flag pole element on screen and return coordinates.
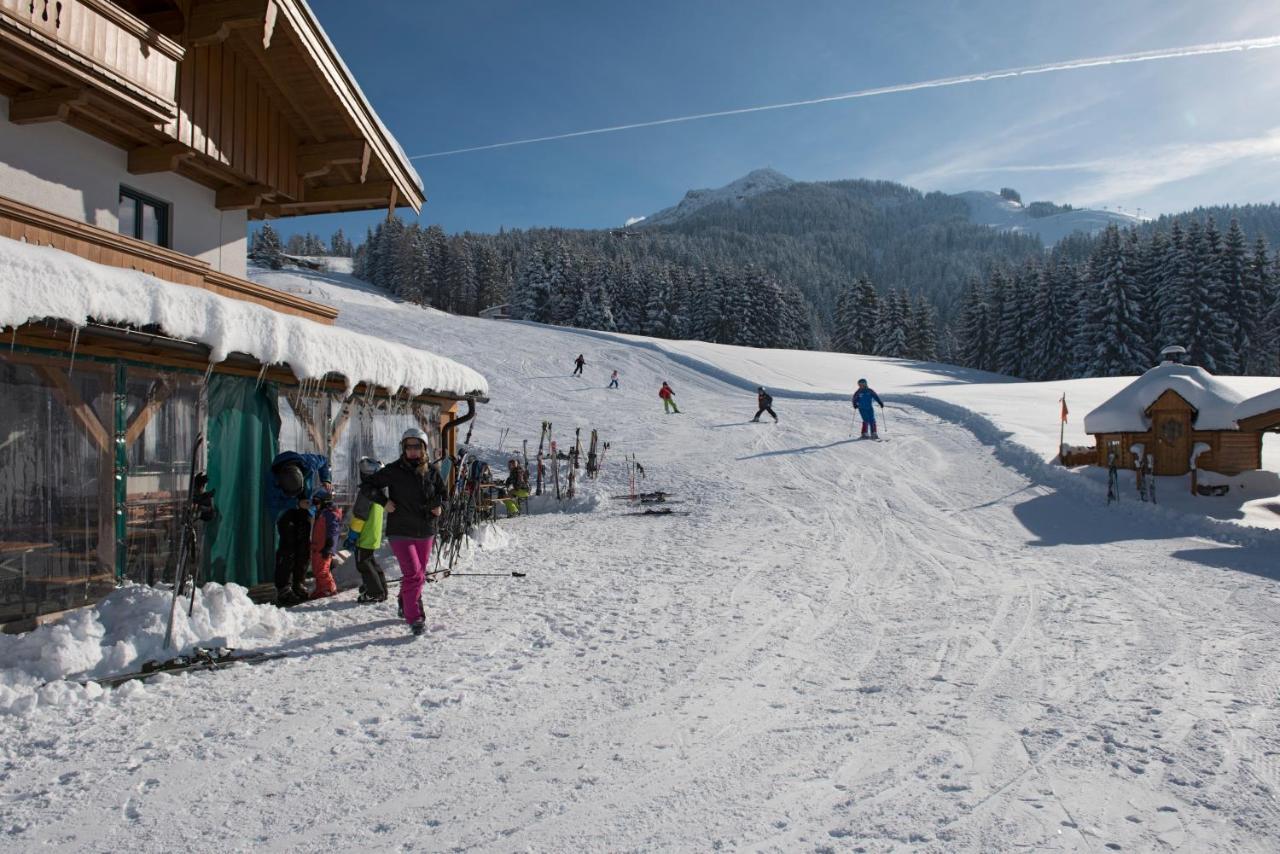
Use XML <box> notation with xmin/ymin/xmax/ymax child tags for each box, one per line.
<box><xmin>1058</xmin><ymin>393</ymin><xmax>1067</xmax><ymax>463</ymax></box>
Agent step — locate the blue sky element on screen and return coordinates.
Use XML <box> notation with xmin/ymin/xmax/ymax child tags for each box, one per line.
<box><xmin>268</xmin><ymin>0</ymin><xmax>1280</xmax><ymax>241</ymax></box>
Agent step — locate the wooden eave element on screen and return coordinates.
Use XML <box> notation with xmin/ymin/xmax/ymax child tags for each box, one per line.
<box><xmin>169</xmin><ymin>0</ymin><xmax>424</xmax><ymax>219</ymax></box>
<box><xmin>1236</xmin><ymin>410</ymin><xmax>1280</xmax><ymax>433</ymax></box>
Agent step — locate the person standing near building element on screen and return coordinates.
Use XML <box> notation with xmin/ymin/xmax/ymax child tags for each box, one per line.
<box><xmin>309</xmin><ymin>488</ymin><xmax>342</xmax><ymax>599</ymax></box>
<box><xmin>659</xmin><ymin>381</ymin><xmax>680</xmax><ymax>414</ymax></box>
<box><xmin>344</xmin><ymin>457</ymin><xmax>389</xmax><ymax>604</ymax></box>
<box><xmin>363</xmin><ymin>428</ymin><xmax>447</xmax><ymax>636</ymax></box>
<box><xmin>274</xmin><ymin>495</ymin><xmax>313</xmax><ymax>606</ymax></box>
<box><xmin>852</xmin><ymin>378</ymin><xmax>884</xmax><ymax>439</ymax></box>
<box><xmin>752</xmin><ymin>386</ymin><xmax>778</xmax><ymax>423</ymax></box>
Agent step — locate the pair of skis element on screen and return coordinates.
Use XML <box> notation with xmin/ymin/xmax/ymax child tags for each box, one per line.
<box><xmin>163</xmin><ymin>435</ymin><xmax>217</xmax><ymax>650</ymax></box>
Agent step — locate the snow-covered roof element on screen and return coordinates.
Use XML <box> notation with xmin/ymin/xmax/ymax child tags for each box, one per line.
<box><xmin>1083</xmin><ymin>362</ymin><xmax>1245</xmax><ymax>433</ymax></box>
<box><xmin>0</xmin><ymin>236</ymin><xmax>488</xmax><ymax>399</ymax></box>
<box><xmin>1235</xmin><ymin>387</ymin><xmax>1280</xmax><ymax>423</ymax></box>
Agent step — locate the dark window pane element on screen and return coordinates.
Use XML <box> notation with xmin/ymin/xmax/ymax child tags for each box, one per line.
<box><xmin>118</xmin><ymin>194</ymin><xmax>136</xmax><ymax>239</ymax></box>
<box><xmin>141</xmin><ymin>203</ymin><xmax>160</xmax><ymax>245</ymax></box>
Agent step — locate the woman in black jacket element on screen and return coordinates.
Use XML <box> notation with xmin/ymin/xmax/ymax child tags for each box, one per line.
<box><xmin>364</xmin><ymin>428</ymin><xmax>447</xmax><ymax>635</ymax></box>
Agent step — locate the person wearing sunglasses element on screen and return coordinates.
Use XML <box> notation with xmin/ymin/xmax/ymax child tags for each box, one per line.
<box><xmin>363</xmin><ymin>428</ymin><xmax>447</xmax><ymax>636</ymax></box>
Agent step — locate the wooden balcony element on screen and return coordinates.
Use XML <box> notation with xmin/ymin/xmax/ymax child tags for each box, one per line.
<box><xmin>0</xmin><ymin>193</ymin><xmax>338</xmax><ymax>324</ymax></box>
<box><xmin>0</xmin><ymin>0</ymin><xmax>183</xmax><ymax>126</ymax></box>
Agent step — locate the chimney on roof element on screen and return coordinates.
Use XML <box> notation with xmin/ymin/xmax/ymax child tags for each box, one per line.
<box><xmin>1159</xmin><ymin>344</ymin><xmax>1188</xmax><ymax>365</ymax></box>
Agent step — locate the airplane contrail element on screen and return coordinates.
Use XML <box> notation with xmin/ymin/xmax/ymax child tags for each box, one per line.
<box><xmin>408</xmin><ymin>35</ymin><xmax>1280</xmax><ymax>160</ymax></box>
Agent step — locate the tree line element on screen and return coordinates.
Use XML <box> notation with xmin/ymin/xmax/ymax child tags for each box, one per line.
<box><xmin>955</xmin><ymin>218</ymin><xmax>1280</xmax><ymax>379</ymax></box>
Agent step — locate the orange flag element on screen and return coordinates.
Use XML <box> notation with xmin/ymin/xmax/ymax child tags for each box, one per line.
<box><xmin>1060</xmin><ymin>394</ymin><xmax>1069</xmax><ymax>423</ymax></box>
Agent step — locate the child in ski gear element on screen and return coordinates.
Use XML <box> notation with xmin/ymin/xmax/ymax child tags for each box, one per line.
<box><xmin>345</xmin><ymin>457</ymin><xmax>389</xmax><ymax>603</ymax></box>
<box><xmin>309</xmin><ymin>489</ymin><xmax>342</xmax><ymax>599</ymax></box>
<box><xmin>363</xmin><ymin>428</ymin><xmax>447</xmax><ymax>634</ymax></box>
<box><xmin>274</xmin><ymin>496</ymin><xmax>312</xmax><ymax>606</ymax></box>
<box><xmin>852</xmin><ymin>378</ymin><xmax>884</xmax><ymax>438</ymax></box>
<box><xmin>608</xmin><ymin>370</ymin><xmax>619</xmax><ymax>389</ymax></box>
<box><xmin>573</xmin><ymin>354</ymin><xmax>586</xmax><ymax>376</ymax></box>
<box><xmin>753</xmin><ymin>387</ymin><xmax>778</xmax><ymax>422</ymax></box>
<box><xmin>659</xmin><ymin>381</ymin><xmax>680</xmax><ymax>414</ymax></box>
<box><xmin>501</xmin><ymin>458</ymin><xmax>530</xmax><ymax>516</ymax></box>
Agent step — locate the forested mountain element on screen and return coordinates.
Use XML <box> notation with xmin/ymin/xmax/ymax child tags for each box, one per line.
<box><xmin>251</xmin><ymin>172</ymin><xmax>1280</xmax><ymax>377</ymax></box>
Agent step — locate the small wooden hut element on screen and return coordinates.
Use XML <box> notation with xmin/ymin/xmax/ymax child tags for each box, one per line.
<box><xmin>1234</xmin><ymin>388</ymin><xmax>1280</xmax><ymax>435</ymax></box>
<box><xmin>1083</xmin><ymin>362</ymin><xmax>1258</xmax><ymax>476</ymax></box>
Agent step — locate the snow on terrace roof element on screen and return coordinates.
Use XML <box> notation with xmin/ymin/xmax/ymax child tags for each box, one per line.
<box><xmin>1235</xmin><ymin>387</ymin><xmax>1280</xmax><ymax>422</ymax></box>
<box><xmin>0</xmin><ymin>236</ymin><xmax>488</xmax><ymax>399</ymax></box>
<box><xmin>1083</xmin><ymin>362</ymin><xmax>1245</xmax><ymax>434</ymax></box>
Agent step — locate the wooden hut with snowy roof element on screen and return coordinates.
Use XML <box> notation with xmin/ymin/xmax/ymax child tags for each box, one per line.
<box><xmin>0</xmin><ymin>0</ymin><xmax>486</xmax><ymax>630</ymax></box>
<box><xmin>1082</xmin><ymin>361</ymin><xmax>1257</xmax><ymax>477</ymax></box>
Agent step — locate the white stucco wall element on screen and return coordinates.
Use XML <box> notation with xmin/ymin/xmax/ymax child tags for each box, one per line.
<box><xmin>0</xmin><ymin>95</ymin><xmax>247</xmax><ymax>278</ymax></box>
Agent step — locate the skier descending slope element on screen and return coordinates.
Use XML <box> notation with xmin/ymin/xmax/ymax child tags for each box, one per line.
<box><xmin>659</xmin><ymin>381</ymin><xmax>681</xmax><ymax>414</ymax></box>
<box><xmin>363</xmin><ymin>429</ymin><xmax>447</xmax><ymax>636</ymax></box>
<box><xmin>852</xmin><ymin>378</ymin><xmax>884</xmax><ymax>439</ymax></box>
<box><xmin>752</xmin><ymin>386</ymin><xmax>778</xmax><ymax>423</ymax></box>
<box><xmin>572</xmin><ymin>353</ymin><xmax>586</xmax><ymax>376</ymax></box>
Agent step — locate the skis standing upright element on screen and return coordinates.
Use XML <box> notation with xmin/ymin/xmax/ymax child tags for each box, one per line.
<box><xmin>586</xmin><ymin>429</ymin><xmax>599</xmax><ymax>479</ymax></box>
<box><xmin>164</xmin><ymin>434</ymin><xmax>215</xmax><ymax>650</ymax></box>
<box><xmin>536</xmin><ymin>421</ymin><xmax>550</xmax><ymax>496</ymax></box>
<box><xmin>550</xmin><ymin>439</ymin><xmax>561</xmax><ymax>500</ymax></box>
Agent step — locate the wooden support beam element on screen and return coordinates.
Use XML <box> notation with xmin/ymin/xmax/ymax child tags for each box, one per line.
<box><xmin>328</xmin><ymin>397</ymin><xmax>355</xmax><ymax>450</ymax></box>
<box><xmin>285</xmin><ymin>394</ymin><xmax>327</xmax><ymax>454</ymax></box>
<box><xmin>123</xmin><ymin>378</ymin><xmax>176</xmax><ymax>446</ymax></box>
<box><xmin>128</xmin><ymin>143</ymin><xmax>194</xmax><ymax>175</ymax></box>
<box><xmin>187</xmin><ymin>0</ymin><xmax>270</xmax><ymax>46</ymax></box>
<box><xmin>297</xmin><ymin>140</ymin><xmax>368</xmax><ymax>179</ymax></box>
<box><xmin>216</xmin><ymin>183</ymin><xmax>273</xmax><ymax>210</ymax></box>
<box><xmin>33</xmin><ymin>366</ymin><xmax>111</xmax><ymax>452</ymax></box>
<box><xmin>273</xmin><ymin>181</ymin><xmax>394</xmax><ymax>210</ymax></box>
<box><xmin>8</xmin><ymin>88</ymin><xmax>88</xmax><ymax>124</ymax></box>
<box><xmin>386</xmin><ymin>184</ymin><xmax>398</xmax><ymax>221</ymax></box>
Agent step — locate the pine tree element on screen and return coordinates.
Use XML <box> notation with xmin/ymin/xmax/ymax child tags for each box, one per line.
<box><xmin>1028</xmin><ymin>260</ymin><xmax>1076</xmax><ymax>381</ymax></box>
<box><xmin>851</xmin><ymin>276</ymin><xmax>882</xmax><ymax>355</ymax></box>
<box><xmin>511</xmin><ymin>244</ymin><xmax>552</xmax><ymax>322</ymax></box>
<box><xmin>877</xmin><ymin>288</ymin><xmax>910</xmax><ymax>358</ymax></box>
<box><xmin>1200</xmin><ymin>217</ymin><xmax>1238</xmax><ymax>373</ymax></box>
<box><xmin>250</xmin><ymin>223</ymin><xmax>284</xmax><ymax>269</ymax></box>
<box><xmin>1079</xmin><ymin>224</ymin><xmax>1149</xmax><ymax>376</ymax></box>
<box><xmin>995</xmin><ymin>264</ymin><xmax>1032</xmax><ymax>377</ymax></box>
<box><xmin>445</xmin><ymin>235</ymin><xmax>479</xmax><ymax>314</ymax></box>
<box><xmin>329</xmin><ymin>227</ymin><xmax>353</xmax><ymax>257</ymax></box>
<box><xmin>907</xmin><ymin>294</ymin><xmax>938</xmax><ymax>361</ymax></box>
<box><xmin>688</xmin><ymin>266</ymin><xmax>722</xmax><ymax>343</ymax></box>
<box><xmin>643</xmin><ymin>266</ymin><xmax>675</xmax><ymax>338</ymax></box>
<box><xmin>1218</xmin><ymin>219</ymin><xmax>1253</xmax><ymax>373</ymax></box>
<box><xmin>957</xmin><ymin>278</ymin><xmax>992</xmax><ymax>371</ymax></box>
<box><xmin>1246</xmin><ymin>239</ymin><xmax>1275</xmax><ymax>374</ymax></box>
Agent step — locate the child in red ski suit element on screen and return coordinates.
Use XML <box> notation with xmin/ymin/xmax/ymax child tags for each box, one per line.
<box><xmin>309</xmin><ymin>489</ymin><xmax>342</xmax><ymax>599</ymax></box>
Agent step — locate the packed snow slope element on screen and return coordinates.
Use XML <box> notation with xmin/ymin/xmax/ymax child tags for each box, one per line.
<box><xmin>2</xmin><ymin>265</ymin><xmax>1279</xmax><ymax>853</ymax></box>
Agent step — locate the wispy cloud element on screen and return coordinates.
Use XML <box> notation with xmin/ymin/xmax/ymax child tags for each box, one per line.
<box><xmin>910</xmin><ymin>128</ymin><xmax>1280</xmax><ymax>204</ymax></box>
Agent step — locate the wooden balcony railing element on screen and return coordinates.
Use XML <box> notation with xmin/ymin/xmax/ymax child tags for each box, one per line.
<box><xmin>0</xmin><ymin>193</ymin><xmax>338</xmax><ymax>324</ymax></box>
<box><xmin>0</xmin><ymin>0</ymin><xmax>183</xmax><ymax>122</ymax></box>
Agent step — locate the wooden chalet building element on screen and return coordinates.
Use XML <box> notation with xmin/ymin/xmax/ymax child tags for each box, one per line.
<box><xmin>0</xmin><ymin>0</ymin><xmax>487</xmax><ymax>630</ymax></box>
<box><xmin>1082</xmin><ymin>362</ymin><xmax>1259</xmax><ymax>477</ymax></box>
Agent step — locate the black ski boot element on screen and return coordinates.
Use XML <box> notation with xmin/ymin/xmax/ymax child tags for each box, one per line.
<box><xmin>410</xmin><ymin>619</ymin><xmax>426</xmax><ymax>637</ymax></box>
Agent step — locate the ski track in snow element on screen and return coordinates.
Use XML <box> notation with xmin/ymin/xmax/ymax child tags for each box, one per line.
<box><xmin>3</xmin><ymin>279</ymin><xmax>1280</xmax><ymax>852</ymax></box>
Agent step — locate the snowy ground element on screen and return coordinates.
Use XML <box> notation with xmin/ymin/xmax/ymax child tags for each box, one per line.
<box><xmin>2</xmin><ymin>264</ymin><xmax>1279</xmax><ymax>852</ymax></box>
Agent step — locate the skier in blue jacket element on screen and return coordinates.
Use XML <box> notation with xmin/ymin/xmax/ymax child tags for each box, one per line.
<box><xmin>852</xmin><ymin>378</ymin><xmax>884</xmax><ymax>439</ymax></box>
<box><xmin>266</xmin><ymin>451</ymin><xmax>333</xmax><ymax>522</ymax></box>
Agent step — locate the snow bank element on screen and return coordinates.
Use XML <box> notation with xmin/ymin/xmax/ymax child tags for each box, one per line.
<box><xmin>0</xmin><ymin>236</ymin><xmax>488</xmax><ymax>398</ymax></box>
<box><xmin>0</xmin><ymin>583</ymin><xmax>292</xmax><ymax>715</ymax></box>
<box><xmin>1083</xmin><ymin>363</ymin><xmax>1245</xmax><ymax>433</ymax></box>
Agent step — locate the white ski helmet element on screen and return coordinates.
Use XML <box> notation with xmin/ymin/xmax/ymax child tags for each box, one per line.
<box><xmin>357</xmin><ymin>456</ymin><xmax>383</xmax><ymax>479</ymax></box>
<box><xmin>401</xmin><ymin>427</ymin><xmax>430</xmax><ymax>449</ymax></box>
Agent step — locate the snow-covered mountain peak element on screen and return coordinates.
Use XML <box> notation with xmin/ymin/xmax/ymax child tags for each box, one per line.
<box><xmin>956</xmin><ymin>190</ymin><xmax>1141</xmax><ymax>244</ymax></box>
<box><xmin>643</xmin><ymin>168</ymin><xmax>796</xmax><ymax>227</ymax></box>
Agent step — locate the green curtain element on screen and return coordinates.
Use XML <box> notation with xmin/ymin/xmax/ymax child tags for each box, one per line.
<box><xmin>204</xmin><ymin>374</ymin><xmax>280</xmax><ymax>586</ymax></box>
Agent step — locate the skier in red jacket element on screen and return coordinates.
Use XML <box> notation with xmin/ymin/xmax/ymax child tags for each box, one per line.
<box><xmin>658</xmin><ymin>381</ymin><xmax>680</xmax><ymax>414</ymax></box>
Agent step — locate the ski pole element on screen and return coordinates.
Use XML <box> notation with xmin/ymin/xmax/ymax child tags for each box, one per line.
<box><xmin>450</xmin><ymin>572</ymin><xmax>526</xmax><ymax>578</ymax></box>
